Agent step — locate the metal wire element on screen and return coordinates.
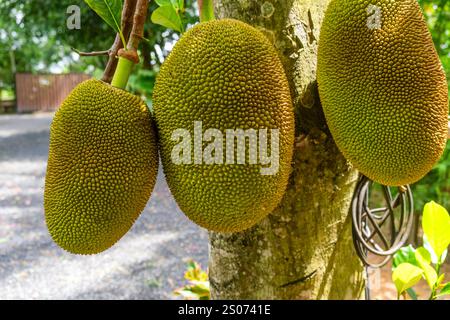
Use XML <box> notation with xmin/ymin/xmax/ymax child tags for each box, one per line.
<box><xmin>351</xmin><ymin>175</ymin><xmax>414</xmax><ymax>268</ymax></box>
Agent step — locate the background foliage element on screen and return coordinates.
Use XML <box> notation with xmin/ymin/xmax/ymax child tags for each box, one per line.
<box><xmin>0</xmin><ymin>0</ymin><xmax>198</xmax><ymax>101</ymax></box>
<box><xmin>412</xmin><ymin>0</ymin><xmax>450</xmax><ymax>215</ymax></box>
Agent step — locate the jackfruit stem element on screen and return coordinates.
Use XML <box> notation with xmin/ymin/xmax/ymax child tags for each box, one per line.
<box><xmin>102</xmin><ymin>0</ymin><xmax>137</xmax><ymax>84</ymax></box>
<box><xmin>111</xmin><ymin>56</ymin><xmax>134</xmax><ymax>89</ymax></box>
<box><xmin>199</xmin><ymin>0</ymin><xmax>215</xmax><ymax>23</ymax></box>
<box><xmin>110</xmin><ymin>0</ymin><xmax>148</xmax><ymax>89</ymax></box>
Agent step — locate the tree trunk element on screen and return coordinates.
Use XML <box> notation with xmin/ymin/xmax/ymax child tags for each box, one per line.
<box><xmin>208</xmin><ymin>0</ymin><xmax>365</xmax><ymax>300</ymax></box>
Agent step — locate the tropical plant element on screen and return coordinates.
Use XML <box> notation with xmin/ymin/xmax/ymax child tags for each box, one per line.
<box><xmin>173</xmin><ymin>260</ymin><xmax>210</xmax><ymax>300</ymax></box>
<box><xmin>392</xmin><ymin>201</ymin><xmax>450</xmax><ymax>300</ymax></box>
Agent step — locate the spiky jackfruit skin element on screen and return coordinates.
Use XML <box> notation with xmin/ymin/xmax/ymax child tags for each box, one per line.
<box><xmin>45</xmin><ymin>79</ymin><xmax>158</xmax><ymax>254</ymax></box>
<box><xmin>317</xmin><ymin>0</ymin><xmax>448</xmax><ymax>186</ymax></box>
<box><xmin>153</xmin><ymin>19</ymin><xmax>294</xmax><ymax>233</ymax></box>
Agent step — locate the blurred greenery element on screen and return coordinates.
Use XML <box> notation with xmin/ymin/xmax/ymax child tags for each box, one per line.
<box><xmin>419</xmin><ymin>0</ymin><xmax>450</xmax><ymax>98</ymax></box>
<box><xmin>0</xmin><ymin>0</ymin><xmax>198</xmax><ymax>101</ymax></box>
<box><xmin>0</xmin><ymin>1</ymin><xmax>113</xmax><ymax>93</ymax></box>
<box><xmin>412</xmin><ymin>0</ymin><xmax>450</xmax><ymax>214</ymax></box>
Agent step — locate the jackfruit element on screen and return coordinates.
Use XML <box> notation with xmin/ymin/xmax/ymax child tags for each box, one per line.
<box><xmin>317</xmin><ymin>0</ymin><xmax>448</xmax><ymax>186</ymax></box>
<box><xmin>153</xmin><ymin>19</ymin><xmax>294</xmax><ymax>233</ymax></box>
<box><xmin>44</xmin><ymin>79</ymin><xmax>158</xmax><ymax>254</ymax></box>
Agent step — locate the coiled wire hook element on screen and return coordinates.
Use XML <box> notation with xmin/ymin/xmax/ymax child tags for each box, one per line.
<box><xmin>351</xmin><ymin>175</ymin><xmax>415</xmax><ymax>268</ymax></box>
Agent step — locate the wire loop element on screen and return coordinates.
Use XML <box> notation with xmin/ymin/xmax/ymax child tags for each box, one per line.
<box><xmin>351</xmin><ymin>176</ymin><xmax>414</xmax><ymax>268</ymax></box>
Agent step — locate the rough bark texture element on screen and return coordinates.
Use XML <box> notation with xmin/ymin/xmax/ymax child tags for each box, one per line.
<box><xmin>209</xmin><ymin>0</ymin><xmax>365</xmax><ymax>300</ymax></box>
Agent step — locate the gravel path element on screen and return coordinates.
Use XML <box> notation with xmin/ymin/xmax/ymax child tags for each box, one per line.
<box><xmin>0</xmin><ymin>113</ymin><xmax>209</xmax><ymax>300</ymax></box>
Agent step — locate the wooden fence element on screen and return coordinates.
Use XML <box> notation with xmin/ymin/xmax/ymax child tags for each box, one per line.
<box><xmin>15</xmin><ymin>73</ymin><xmax>90</xmax><ymax>113</ymax></box>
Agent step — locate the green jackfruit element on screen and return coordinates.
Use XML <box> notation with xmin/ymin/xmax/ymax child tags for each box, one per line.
<box><xmin>153</xmin><ymin>19</ymin><xmax>294</xmax><ymax>233</ymax></box>
<box><xmin>317</xmin><ymin>0</ymin><xmax>448</xmax><ymax>186</ymax></box>
<box><xmin>45</xmin><ymin>79</ymin><xmax>158</xmax><ymax>254</ymax></box>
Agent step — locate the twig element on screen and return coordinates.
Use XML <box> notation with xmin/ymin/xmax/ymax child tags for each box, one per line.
<box><xmin>71</xmin><ymin>48</ymin><xmax>109</xmax><ymax>57</ymax></box>
<box><xmin>102</xmin><ymin>0</ymin><xmax>137</xmax><ymax>83</ymax></box>
<box><xmin>114</xmin><ymin>0</ymin><xmax>149</xmax><ymax>65</ymax></box>
<box><xmin>102</xmin><ymin>35</ymin><xmax>122</xmax><ymax>83</ymax></box>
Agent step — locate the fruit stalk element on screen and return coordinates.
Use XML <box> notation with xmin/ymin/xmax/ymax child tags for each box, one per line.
<box><xmin>102</xmin><ymin>0</ymin><xmax>137</xmax><ymax>83</ymax></box>
<box><xmin>111</xmin><ymin>54</ymin><xmax>137</xmax><ymax>89</ymax></box>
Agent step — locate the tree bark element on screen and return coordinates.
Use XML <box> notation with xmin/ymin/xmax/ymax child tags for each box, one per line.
<box><xmin>208</xmin><ymin>0</ymin><xmax>365</xmax><ymax>300</ymax></box>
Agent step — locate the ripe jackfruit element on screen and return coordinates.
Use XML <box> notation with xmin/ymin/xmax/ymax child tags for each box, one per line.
<box><xmin>317</xmin><ymin>0</ymin><xmax>448</xmax><ymax>186</ymax></box>
<box><xmin>45</xmin><ymin>79</ymin><xmax>158</xmax><ymax>254</ymax></box>
<box><xmin>153</xmin><ymin>19</ymin><xmax>294</xmax><ymax>233</ymax></box>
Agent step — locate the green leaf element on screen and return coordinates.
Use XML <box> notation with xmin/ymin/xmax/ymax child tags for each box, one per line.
<box><xmin>189</xmin><ymin>283</ymin><xmax>210</xmax><ymax>295</ymax></box>
<box><xmin>437</xmin><ymin>274</ymin><xmax>445</xmax><ymax>286</ymax></box>
<box><xmin>84</xmin><ymin>0</ymin><xmax>123</xmax><ymax>33</ymax></box>
<box><xmin>415</xmin><ymin>247</ymin><xmax>438</xmax><ymax>288</ymax></box>
<box><xmin>155</xmin><ymin>0</ymin><xmax>172</xmax><ymax>6</ymax></box>
<box><xmin>183</xmin><ymin>260</ymin><xmax>208</xmax><ymax>282</ymax></box>
<box><xmin>423</xmin><ymin>235</ymin><xmax>439</xmax><ymax>264</ymax></box>
<box><xmin>437</xmin><ymin>282</ymin><xmax>450</xmax><ymax>297</ymax></box>
<box><xmin>423</xmin><ymin>235</ymin><xmax>448</xmax><ymax>264</ymax></box>
<box><xmin>392</xmin><ymin>263</ymin><xmax>424</xmax><ymax>296</ymax></box>
<box><xmin>173</xmin><ymin>288</ymin><xmax>200</xmax><ymax>299</ymax></box>
<box><xmin>151</xmin><ymin>5</ymin><xmax>183</xmax><ymax>32</ymax></box>
<box><xmin>186</xmin><ymin>260</ymin><xmax>196</xmax><ymax>270</ymax></box>
<box><xmin>441</xmin><ymin>249</ymin><xmax>448</xmax><ymax>263</ymax></box>
<box><xmin>84</xmin><ymin>0</ymin><xmax>126</xmax><ymax>47</ymax></box>
<box><xmin>422</xmin><ymin>201</ymin><xmax>450</xmax><ymax>260</ymax></box>
<box><xmin>416</xmin><ymin>246</ymin><xmax>432</xmax><ymax>264</ymax></box>
<box><xmin>155</xmin><ymin>0</ymin><xmax>181</xmax><ymax>10</ymax></box>
<box><xmin>171</xmin><ymin>0</ymin><xmax>180</xmax><ymax>9</ymax></box>
<box><xmin>406</xmin><ymin>288</ymin><xmax>418</xmax><ymax>300</ymax></box>
<box><xmin>393</xmin><ymin>245</ymin><xmax>418</xmax><ymax>268</ymax></box>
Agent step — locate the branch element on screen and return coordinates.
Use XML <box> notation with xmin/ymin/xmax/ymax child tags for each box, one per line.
<box><xmin>71</xmin><ymin>48</ymin><xmax>109</xmax><ymax>57</ymax></box>
<box><xmin>102</xmin><ymin>35</ymin><xmax>122</xmax><ymax>83</ymax></box>
<box><xmin>102</xmin><ymin>0</ymin><xmax>137</xmax><ymax>83</ymax></box>
<box><xmin>126</xmin><ymin>0</ymin><xmax>150</xmax><ymax>53</ymax></box>
<box><xmin>111</xmin><ymin>0</ymin><xmax>150</xmax><ymax>89</ymax></box>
